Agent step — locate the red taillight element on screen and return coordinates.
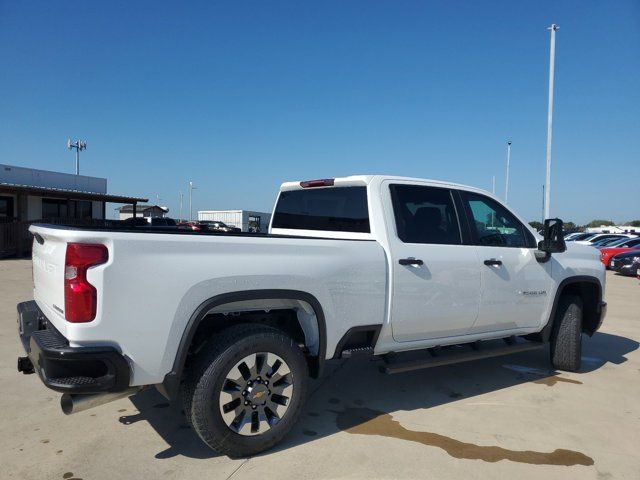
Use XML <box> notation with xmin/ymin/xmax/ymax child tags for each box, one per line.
<box><xmin>64</xmin><ymin>243</ymin><xmax>108</xmax><ymax>323</ymax></box>
<box><xmin>299</xmin><ymin>178</ymin><xmax>335</xmax><ymax>188</ymax></box>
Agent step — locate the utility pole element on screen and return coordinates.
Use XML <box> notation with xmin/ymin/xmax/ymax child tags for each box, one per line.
<box><xmin>179</xmin><ymin>192</ymin><xmax>184</xmax><ymax>222</ymax></box>
<box><xmin>544</xmin><ymin>24</ymin><xmax>559</xmax><ymax>219</ymax></box>
<box><xmin>189</xmin><ymin>181</ymin><xmax>196</xmax><ymax>221</ymax></box>
<box><xmin>67</xmin><ymin>139</ymin><xmax>87</xmax><ymax>175</ymax></box>
<box><xmin>541</xmin><ymin>184</ymin><xmax>545</xmax><ymax>224</ymax></box>
<box><xmin>504</xmin><ymin>140</ymin><xmax>512</xmax><ymax>203</ymax></box>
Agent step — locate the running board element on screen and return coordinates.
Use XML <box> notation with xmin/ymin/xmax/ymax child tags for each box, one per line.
<box><xmin>381</xmin><ymin>340</ymin><xmax>545</xmax><ymax>375</ymax></box>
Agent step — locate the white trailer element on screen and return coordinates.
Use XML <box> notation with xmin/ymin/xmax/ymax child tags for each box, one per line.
<box><xmin>197</xmin><ymin>209</ymin><xmax>272</xmax><ymax>233</ymax></box>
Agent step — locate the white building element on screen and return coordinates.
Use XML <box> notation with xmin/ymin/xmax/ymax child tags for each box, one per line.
<box><xmin>0</xmin><ymin>163</ymin><xmax>146</xmax><ymax>257</ymax></box>
<box><xmin>198</xmin><ymin>210</ymin><xmax>272</xmax><ymax>233</ymax></box>
<box><xmin>117</xmin><ymin>204</ymin><xmax>168</xmax><ymax>220</ymax></box>
<box><xmin>585</xmin><ymin>225</ymin><xmax>638</xmax><ymax>234</ymax></box>
<box><xmin>0</xmin><ymin>163</ymin><xmax>145</xmax><ymax>223</ymax></box>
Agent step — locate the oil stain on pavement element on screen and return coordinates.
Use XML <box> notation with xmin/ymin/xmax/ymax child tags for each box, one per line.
<box><xmin>502</xmin><ymin>364</ymin><xmax>583</xmax><ymax>387</ymax></box>
<box><xmin>335</xmin><ymin>407</ymin><xmax>593</xmax><ymax>466</ymax></box>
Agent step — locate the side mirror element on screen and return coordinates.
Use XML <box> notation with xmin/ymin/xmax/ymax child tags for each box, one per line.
<box><xmin>538</xmin><ymin>218</ymin><xmax>566</xmax><ymax>254</ymax></box>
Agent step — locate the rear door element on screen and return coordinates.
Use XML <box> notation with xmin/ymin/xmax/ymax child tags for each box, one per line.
<box><xmin>385</xmin><ymin>182</ymin><xmax>481</xmax><ymax>341</ymax></box>
<box><xmin>459</xmin><ymin>191</ymin><xmax>553</xmax><ymax>332</ymax></box>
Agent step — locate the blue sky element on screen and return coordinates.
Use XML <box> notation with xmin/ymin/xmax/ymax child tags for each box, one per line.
<box><xmin>1</xmin><ymin>1</ymin><xmax>638</xmax><ymax>223</ymax></box>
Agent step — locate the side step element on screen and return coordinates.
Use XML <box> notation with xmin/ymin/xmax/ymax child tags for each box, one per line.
<box><xmin>381</xmin><ymin>339</ymin><xmax>545</xmax><ymax>375</ymax></box>
<box><xmin>341</xmin><ymin>346</ymin><xmax>375</xmax><ymax>359</ymax></box>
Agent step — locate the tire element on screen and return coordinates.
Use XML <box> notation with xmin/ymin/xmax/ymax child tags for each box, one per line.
<box><xmin>184</xmin><ymin>324</ymin><xmax>308</xmax><ymax>458</ymax></box>
<box><xmin>550</xmin><ymin>294</ymin><xmax>583</xmax><ymax>372</ymax></box>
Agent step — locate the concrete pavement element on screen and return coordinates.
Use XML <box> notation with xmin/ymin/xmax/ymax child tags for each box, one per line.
<box><xmin>1</xmin><ymin>259</ymin><xmax>639</xmax><ymax>479</ymax></box>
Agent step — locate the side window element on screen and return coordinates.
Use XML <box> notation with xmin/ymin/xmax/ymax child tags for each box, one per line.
<box><xmin>389</xmin><ymin>184</ymin><xmax>462</xmax><ymax>245</ymax></box>
<box><xmin>462</xmin><ymin>192</ymin><xmax>533</xmax><ymax>248</ymax></box>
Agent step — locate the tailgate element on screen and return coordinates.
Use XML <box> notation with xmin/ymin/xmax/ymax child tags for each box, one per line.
<box><xmin>30</xmin><ymin>225</ymin><xmax>68</xmax><ymax>330</ymax></box>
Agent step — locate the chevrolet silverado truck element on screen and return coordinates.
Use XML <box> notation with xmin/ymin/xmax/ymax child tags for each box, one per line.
<box><xmin>17</xmin><ymin>175</ymin><xmax>607</xmax><ymax>457</ymax></box>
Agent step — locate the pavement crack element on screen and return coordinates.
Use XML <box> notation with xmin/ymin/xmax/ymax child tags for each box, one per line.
<box><xmin>226</xmin><ymin>458</ymin><xmax>250</xmax><ymax>480</ymax></box>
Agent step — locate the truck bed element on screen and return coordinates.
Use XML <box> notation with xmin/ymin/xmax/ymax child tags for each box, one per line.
<box><xmin>29</xmin><ymin>223</ymin><xmax>388</xmax><ymax>386</ymax></box>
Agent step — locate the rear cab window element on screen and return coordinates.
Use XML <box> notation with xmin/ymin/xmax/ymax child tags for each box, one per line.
<box><xmin>271</xmin><ymin>186</ymin><xmax>370</xmax><ymax>233</ymax></box>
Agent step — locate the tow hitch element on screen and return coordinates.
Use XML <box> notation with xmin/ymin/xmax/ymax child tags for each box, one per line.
<box><xmin>17</xmin><ymin>356</ymin><xmax>34</xmax><ymax>374</ymax></box>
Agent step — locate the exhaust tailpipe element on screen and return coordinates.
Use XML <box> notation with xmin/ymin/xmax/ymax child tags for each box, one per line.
<box><xmin>61</xmin><ymin>387</ymin><xmax>142</xmax><ymax>415</ymax></box>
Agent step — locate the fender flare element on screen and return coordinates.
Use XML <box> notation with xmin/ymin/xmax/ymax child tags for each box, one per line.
<box><xmin>160</xmin><ymin>289</ymin><xmax>327</xmax><ymax>400</ymax></box>
<box><xmin>541</xmin><ymin>275</ymin><xmax>603</xmax><ymax>342</ymax></box>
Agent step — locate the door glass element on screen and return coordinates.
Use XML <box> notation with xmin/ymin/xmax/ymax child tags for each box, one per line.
<box><xmin>389</xmin><ymin>185</ymin><xmax>461</xmax><ymax>244</ymax></box>
<box><xmin>463</xmin><ymin>193</ymin><xmax>530</xmax><ymax>248</ymax></box>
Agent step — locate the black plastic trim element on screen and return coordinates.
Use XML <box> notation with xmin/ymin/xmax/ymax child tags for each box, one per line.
<box><xmin>17</xmin><ymin>301</ymin><xmax>130</xmax><ymax>394</ymax></box>
<box><xmin>332</xmin><ymin>324</ymin><xmax>382</xmax><ymax>359</ymax></box>
<box><xmin>541</xmin><ymin>276</ymin><xmax>604</xmax><ymax>342</ymax></box>
<box><xmin>161</xmin><ymin>289</ymin><xmax>327</xmax><ymax>401</ymax></box>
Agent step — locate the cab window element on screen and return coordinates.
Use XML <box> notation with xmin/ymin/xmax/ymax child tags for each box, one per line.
<box><xmin>461</xmin><ymin>192</ymin><xmax>535</xmax><ymax>248</ymax></box>
<box><xmin>389</xmin><ymin>184</ymin><xmax>462</xmax><ymax>245</ymax></box>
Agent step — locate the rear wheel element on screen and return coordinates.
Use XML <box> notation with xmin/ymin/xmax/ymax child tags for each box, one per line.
<box><xmin>550</xmin><ymin>294</ymin><xmax>583</xmax><ymax>372</ymax></box>
<box><xmin>185</xmin><ymin>325</ymin><xmax>308</xmax><ymax>457</ymax></box>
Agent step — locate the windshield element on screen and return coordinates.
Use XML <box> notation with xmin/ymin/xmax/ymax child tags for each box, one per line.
<box><xmin>569</xmin><ymin>233</ymin><xmax>594</xmax><ymax>241</ymax></box>
<box><xmin>602</xmin><ymin>237</ymin><xmax>630</xmax><ymax>247</ymax></box>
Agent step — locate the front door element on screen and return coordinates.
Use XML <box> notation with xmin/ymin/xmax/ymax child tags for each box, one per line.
<box><xmin>386</xmin><ymin>183</ymin><xmax>481</xmax><ymax>342</ymax></box>
<box><xmin>460</xmin><ymin>192</ymin><xmax>553</xmax><ymax>333</ymax></box>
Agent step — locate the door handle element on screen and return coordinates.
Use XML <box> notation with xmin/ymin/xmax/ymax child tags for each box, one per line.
<box><xmin>399</xmin><ymin>258</ymin><xmax>424</xmax><ymax>266</ymax></box>
<box><xmin>484</xmin><ymin>258</ymin><xmax>502</xmax><ymax>266</ymax></box>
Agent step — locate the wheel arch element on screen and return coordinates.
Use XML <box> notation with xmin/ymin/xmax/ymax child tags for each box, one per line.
<box><xmin>541</xmin><ymin>276</ymin><xmax>603</xmax><ymax>342</ymax></box>
<box><xmin>160</xmin><ymin>289</ymin><xmax>327</xmax><ymax>400</ymax></box>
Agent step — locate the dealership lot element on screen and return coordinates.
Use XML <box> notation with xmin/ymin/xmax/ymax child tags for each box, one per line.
<box><xmin>1</xmin><ymin>259</ymin><xmax>639</xmax><ymax>480</ymax></box>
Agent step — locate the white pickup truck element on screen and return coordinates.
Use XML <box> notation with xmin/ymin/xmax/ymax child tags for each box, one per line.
<box><xmin>17</xmin><ymin>175</ymin><xmax>607</xmax><ymax>457</ymax></box>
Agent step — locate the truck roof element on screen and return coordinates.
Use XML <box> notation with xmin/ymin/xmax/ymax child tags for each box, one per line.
<box><xmin>279</xmin><ymin>174</ymin><xmax>490</xmax><ymax>195</ymax></box>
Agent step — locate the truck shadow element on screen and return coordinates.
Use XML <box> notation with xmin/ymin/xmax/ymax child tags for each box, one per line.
<box><xmin>120</xmin><ymin>331</ymin><xmax>637</xmax><ymax>461</ymax></box>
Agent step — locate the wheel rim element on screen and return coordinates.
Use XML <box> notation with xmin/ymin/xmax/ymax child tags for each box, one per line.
<box><xmin>218</xmin><ymin>352</ymin><xmax>294</xmax><ymax>436</ymax></box>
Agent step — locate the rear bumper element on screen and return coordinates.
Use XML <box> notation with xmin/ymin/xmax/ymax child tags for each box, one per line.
<box><xmin>17</xmin><ymin>301</ymin><xmax>130</xmax><ymax>394</ymax></box>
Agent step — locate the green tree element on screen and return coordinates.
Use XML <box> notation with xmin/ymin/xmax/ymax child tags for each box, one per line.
<box><xmin>528</xmin><ymin>221</ymin><xmax>543</xmax><ymax>231</ymax></box>
<box><xmin>626</xmin><ymin>220</ymin><xmax>640</xmax><ymax>227</ymax></box>
<box><xmin>563</xmin><ymin>221</ymin><xmax>578</xmax><ymax>232</ymax></box>
<box><xmin>587</xmin><ymin>219</ymin><xmax>615</xmax><ymax>228</ymax></box>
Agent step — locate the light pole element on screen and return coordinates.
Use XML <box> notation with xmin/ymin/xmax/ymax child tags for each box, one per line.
<box><xmin>189</xmin><ymin>181</ymin><xmax>196</xmax><ymax>221</ymax></box>
<box><xmin>504</xmin><ymin>141</ymin><xmax>512</xmax><ymax>203</ymax></box>
<box><xmin>67</xmin><ymin>139</ymin><xmax>87</xmax><ymax>175</ymax></box>
<box><xmin>541</xmin><ymin>184</ymin><xmax>545</xmax><ymax>224</ymax></box>
<box><xmin>544</xmin><ymin>24</ymin><xmax>559</xmax><ymax>219</ymax></box>
<box><xmin>492</xmin><ymin>175</ymin><xmax>496</xmax><ymax>195</ymax></box>
<box><xmin>179</xmin><ymin>192</ymin><xmax>184</xmax><ymax>222</ymax></box>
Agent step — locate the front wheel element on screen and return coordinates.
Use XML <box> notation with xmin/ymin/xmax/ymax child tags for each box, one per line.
<box><xmin>185</xmin><ymin>325</ymin><xmax>309</xmax><ymax>458</ymax></box>
<box><xmin>550</xmin><ymin>294</ymin><xmax>583</xmax><ymax>372</ymax></box>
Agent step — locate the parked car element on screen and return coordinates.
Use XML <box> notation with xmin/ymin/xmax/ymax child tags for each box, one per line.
<box><xmin>198</xmin><ymin>220</ymin><xmax>241</xmax><ymax>233</ymax></box>
<box><xmin>575</xmin><ymin>233</ymin><xmax>637</xmax><ymax>246</ymax></box>
<box><xmin>565</xmin><ymin>232</ymin><xmax>596</xmax><ymax>242</ymax></box>
<box><xmin>18</xmin><ymin>175</ymin><xmax>606</xmax><ymax>457</ymax></box>
<box><xmin>599</xmin><ymin>238</ymin><xmax>640</xmax><ymax>268</ymax></box>
<box><xmin>564</xmin><ymin>232</ymin><xmax>587</xmax><ymax>241</ymax></box>
<box><xmin>122</xmin><ymin>216</ymin><xmax>178</xmax><ymax>229</ymax></box>
<box><xmin>609</xmin><ymin>250</ymin><xmax>640</xmax><ymax>276</ymax></box>
<box><xmin>177</xmin><ymin>221</ymin><xmax>201</xmax><ymax>232</ymax></box>
<box><xmin>593</xmin><ymin>236</ymin><xmax>631</xmax><ymax>247</ymax></box>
